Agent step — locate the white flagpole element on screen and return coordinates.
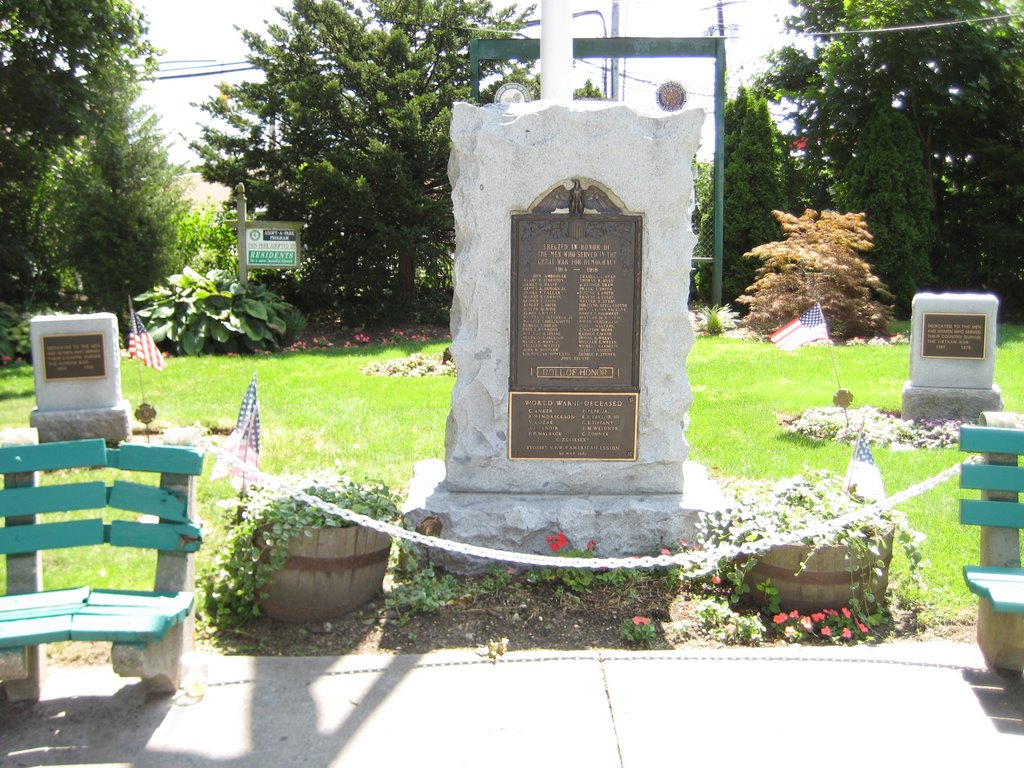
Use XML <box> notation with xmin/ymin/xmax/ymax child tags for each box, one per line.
<box><xmin>541</xmin><ymin>0</ymin><xmax>573</xmax><ymax>102</ymax></box>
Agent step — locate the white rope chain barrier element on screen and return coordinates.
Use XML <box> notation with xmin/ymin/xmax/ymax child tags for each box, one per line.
<box><xmin>201</xmin><ymin>440</ymin><xmax>973</xmax><ymax>576</ymax></box>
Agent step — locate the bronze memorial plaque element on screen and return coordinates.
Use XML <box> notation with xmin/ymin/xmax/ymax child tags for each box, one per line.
<box><xmin>509</xmin><ymin>392</ymin><xmax>638</xmax><ymax>461</ymax></box>
<box><xmin>508</xmin><ymin>180</ymin><xmax>642</xmax><ymax>460</ymax></box>
<box><xmin>921</xmin><ymin>313</ymin><xmax>987</xmax><ymax>360</ymax></box>
<box><xmin>42</xmin><ymin>333</ymin><xmax>106</xmax><ymax>381</ymax></box>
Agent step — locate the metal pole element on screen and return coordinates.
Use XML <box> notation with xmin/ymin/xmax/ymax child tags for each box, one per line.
<box><xmin>610</xmin><ymin>0</ymin><xmax>620</xmax><ymax>101</ymax></box>
<box><xmin>540</xmin><ymin>0</ymin><xmax>573</xmax><ymax>101</ymax></box>
<box><xmin>235</xmin><ymin>183</ymin><xmax>248</xmax><ymax>288</ymax></box>
<box><xmin>712</xmin><ymin>38</ymin><xmax>726</xmax><ymax>306</ymax></box>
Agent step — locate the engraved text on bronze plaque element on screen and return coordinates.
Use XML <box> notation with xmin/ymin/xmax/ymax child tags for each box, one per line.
<box><xmin>42</xmin><ymin>333</ymin><xmax>106</xmax><ymax>381</ymax></box>
<box><xmin>921</xmin><ymin>313</ymin><xmax>987</xmax><ymax>360</ymax></box>
<box><xmin>509</xmin><ymin>392</ymin><xmax>638</xmax><ymax>460</ymax></box>
<box><xmin>511</xmin><ymin>214</ymin><xmax>641</xmax><ymax>390</ymax></box>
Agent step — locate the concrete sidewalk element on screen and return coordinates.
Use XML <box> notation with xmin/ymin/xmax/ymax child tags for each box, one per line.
<box><xmin>2</xmin><ymin>642</ymin><xmax>1023</xmax><ymax>767</ymax></box>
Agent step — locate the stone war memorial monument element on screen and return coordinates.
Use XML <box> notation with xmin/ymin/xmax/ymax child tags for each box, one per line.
<box><xmin>404</xmin><ymin>100</ymin><xmax>725</xmax><ymax>571</ymax></box>
<box><xmin>902</xmin><ymin>293</ymin><xmax>1002</xmax><ymax>423</ymax></box>
<box><xmin>28</xmin><ymin>313</ymin><xmax>131</xmax><ymax>444</ymax></box>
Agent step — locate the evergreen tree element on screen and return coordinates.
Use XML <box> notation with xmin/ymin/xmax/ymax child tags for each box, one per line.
<box><xmin>196</xmin><ymin>0</ymin><xmax>529</xmax><ymax>323</ymax></box>
<box><xmin>699</xmin><ymin>87</ymin><xmax>788</xmax><ymax>307</ymax></box>
<box><xmin>48</xmin><ymin>92</ymin><xmax>186</xmax><ymax>316</ymax></box>
<box><xmin>0</xmin><ymin>0</ymin><xmax>154</xmax><ymax>308</ymax></box>
<box><xmin>841</xmin><ymin>109</ymin><xmax>933</xmax><ymax>316</ymax></box>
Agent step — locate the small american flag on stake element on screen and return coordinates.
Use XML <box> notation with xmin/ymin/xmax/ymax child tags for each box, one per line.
<box><xmin>212</xmin><ymin>373</ymin><xmax>261</xmax><ymax>492</ymax></box>
<box><xmin>127</xmin><ymin>309</ymin><xmax>166</xmax><ymax>371</ymax></box>
<box><xmin>843</xmin><ymin>435</ymin><xmax>885</xmax><ymax>501</ymax></box>
<box><xmin>770</xmin><ymin>302</ymin><xmax>830</xmax><ymax>351</ymax></box>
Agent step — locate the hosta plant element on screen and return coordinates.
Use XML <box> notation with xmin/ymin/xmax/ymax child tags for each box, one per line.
<box><xmin>135</xmin><ymin>267</ymin><xmax>302</xmax><ymax>355</ymax></box>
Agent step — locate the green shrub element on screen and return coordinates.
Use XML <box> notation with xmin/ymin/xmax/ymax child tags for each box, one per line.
<box><xmin>693</xmin><ymin>304</ymin><xmax>739</xmax><ymax>336</ymax></box>
<box><xmin>135</xmin><ymin>267</ymin><xmax>302</xmax><ymax>355</ymax></box>
<box><xmin>0</xmin><ymin>303</ymin><xmax>31</xmax><ymax>362</ymax></box>
<box><xmin>201</xmin><ymin>467</ymin><xmax>400</xmax><ymax>627</ymax></box>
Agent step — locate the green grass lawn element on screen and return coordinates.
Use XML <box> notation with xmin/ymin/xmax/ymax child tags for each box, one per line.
<box><xmin>2</xmin><ymin>327</ymin><xmax>1021</xmax><ymax>628</ymax></box>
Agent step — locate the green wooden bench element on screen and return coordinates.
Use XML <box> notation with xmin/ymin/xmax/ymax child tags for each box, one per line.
<box><xmin>0</xmin><ymin>429</ymin><xmax>204</xmax><ymax>701</ymax></box>
<box><xmin>960</xmin><ymin>411</ymin><xmax>1024</xmax><ymax>675</ymax></box>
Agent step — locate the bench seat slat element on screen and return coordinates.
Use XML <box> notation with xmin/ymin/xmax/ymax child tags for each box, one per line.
<box><xmin>961</xmin><ymin>425</ymin><xmax>1024</xmax><ymax>455</ymax></box>
<box><xmin>71</xmin><ymin>590</ymin><xmax>194</xmax><ymax>643</ymax></box>
<box><xmin>108</xmin><ymin>444</ymin><xmax>204</xmax><ymax>476</ymax></box>
<box><xmin>0</xmin><ymin>518</ymin><xmax>105</xmax><ymax>556</ymax></box>
<box><xmin>106</xmin><ymin>481</ymin><xmax>187</xmax><ymax>522</ymax></box>
<box><xmin>960</xmin><ymin>499</ymin><xmax>1024</xmax><ymax>528</ymax></box>
<box><xmin>0</xmin><ymin>586</ymin><xmax>91</xmax><ymax>613</ymax></box>
<box><xmin>107</xmin><ymin>520</ymin><xmax>202</xmax><ymax>552</ymax></box>
<box><xmin>961</xmin><ymin>463</ymin><xmax>1024</xmax><ymax>493</ymax></box>
<box><xmin>0</xmin><ymin>482</ymin><xmax>108</xmax><ymax>518</ymax></box>
<box><xmin>0</xmin><ymin>439</ymin><xmax>108</xmax><ymax>474</ymax></box>
<box><xmin>964</xmin><ymin>566</ymin><xmax>1024</xmax><ymax>614</ymax></box>
<box><xmin>0</xmin><ymin>615</ymin><xmax>74</xmax><ymax>649</ymax></box>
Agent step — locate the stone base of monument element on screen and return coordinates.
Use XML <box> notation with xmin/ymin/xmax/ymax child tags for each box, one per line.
<box><xmin>30</xmin><ymin>399</ymin><xmax>132</xmax><ymax>444</ymax></box>
<box><xmin>900</xmin><ymin>382</ymin><xmax>1002</xmax><ymax>423</ymax></box>
<box><xmin>403</xmin><ymin>459</ymin><xmax>728</xmax><ymax>575</ymax></box>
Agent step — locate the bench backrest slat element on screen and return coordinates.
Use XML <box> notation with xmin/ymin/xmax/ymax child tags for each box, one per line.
<box><xmin>0</xmin><ymin>439</ymin><xmax>108</xmax><ymax>474</ymax></box>
<box><xmin>106</xmin><ymin>481</ymin><xmax>187</xmax><ymax>522</ymax></box>
<box><xmin>961</xmin><ymin>499</ymin><xmax>1024</xmax><ymax>529</ymax></box>
<box><xmin>960</xmin><ymin>425</ymin><xmax>1024</xmax><ymax>455</ymax></box>
<box><xmin>108</xmin><ymin>444</ymin><xmax>204</xmax><ymax>476</ymax></box>
<box><xmin>961</xmin><ymin>463</ymin><xmax>1024</xmax><ymax>494</ymax></box>
<box><xmin>108</xmin><ymin>520</ymin><xmax>202</xmax><ymax>552</ymax></box>
<box><xmin>0</xmin><ymin>518</ymin><xmax>105</xmax><ymax>555</ymax></box>
<box><xmin>0</xmin><ymin>482</ymin><xmax>108</xmax><ymax>518</ymax></box>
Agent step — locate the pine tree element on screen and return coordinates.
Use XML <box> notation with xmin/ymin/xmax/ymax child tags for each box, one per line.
<box><xmin>841</xmin><ymin>109</ymin><xmax>933</xmax><ymax>316</ymax></box>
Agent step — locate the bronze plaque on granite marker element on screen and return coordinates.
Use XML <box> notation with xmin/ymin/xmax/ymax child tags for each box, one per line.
<box><xmin>921</xmin><ymin>313</ymin><xmax>987</xmax><ymax>360</ymax></box>
<box><xmin>509</xmin><ymin>392</ymin><xmax>638</xmax><ymax>460</ymax></box>
<box><xmin>510</xmin><ymin>188</ymin><xmax>642</xmax><ymax>391</ymax></box>
<box><xmin>42</xmin><ymin>333</ymin><xmax>106</xmax><ymax>381</ymax></box>
<box><xmin>508</xmin><ymin>180</ymin><xmax>642</xmax><ymax>460</ymax></box>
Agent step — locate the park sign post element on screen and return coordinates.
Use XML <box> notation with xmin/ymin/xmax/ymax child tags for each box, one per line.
<box><xmin>233</xmin><ymin>183</ymin><xmax>302</xmax><ymax>286</ymax></box>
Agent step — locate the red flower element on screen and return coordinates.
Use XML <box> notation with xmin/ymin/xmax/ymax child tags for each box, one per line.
<box><xmin>820</xmin><ymin>626</ymin><xmax>832</xmax><ymax>637</ymax></box>
<box><xmin>800</xmin><ymin>616</ymin><xmax>813</xmax><ymax>631</ymax></box>
<box><xmin>586</xmin><ymin>539</ymin><xmax>598</xmax><ymax>552</ymax></box>
<box><xmin>633</xmin><ymin>616</ymin><xmax>650</xmax><ymax>626</ymax></box>
<box><xmin>841</xmin><ymin>607</ymin><xmax>852</xmax><ymax>619</ymax></box>
<box><xmin>660</xmin><ymin>548</ymin><xmax>671</xmax><ymax>556</ymax></box>
<box><xmin>810</xmin><ymin>612</ymin><xmax>825</xmax><ymax>622</ymax></box>
<box><xmin>842</xmin><ymin>627</ymin><xmax>853</xmax><ymax>639</ymax></box>
<box><xmin>773</xmin><ymin>613</ymin><xmax>789</xmax><ymax>624</ymax></box>
<box><xmin>545</xmin><ymin>532</ymin><xmax>568</xmax><ymax>552</ymax></box>
<box><xmin>711</xmin><ymin>575</ymin><xmax>722</xmax><ymax>585</ymax></box>
<box><xmin>857</xmin><ymin>622</ymin><xmax>869</xmax><ymax>634</ymax></box>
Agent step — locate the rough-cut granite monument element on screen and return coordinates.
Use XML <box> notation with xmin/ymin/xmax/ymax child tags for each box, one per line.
<box><xmin>901</xmin><ymin>293</ymin><xmax>1002</xmax><ymax>423</ymax></box>
<box><xmin>29</xmin><ymin>313</ymin><xmax>131</xmax><ymax>443</ymax></box>
<box><xmin>404</xmin><ymin>101</ymin><xmax>724</xmax><ymax>571</ymax></box>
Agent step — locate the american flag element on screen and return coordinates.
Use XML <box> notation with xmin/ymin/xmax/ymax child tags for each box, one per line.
<box><xmin>770</xmin><ymin>302</ymin><xmax>830</xmax><ymax>351</ymax></box>
<box><xmin>127</xmin><ymin>309</ymin><xmax>166</xmax><ymax>371</ymax></box>
<box><xmin>212</xmin><ymin>373</ymin><xmax>260</xmax><ymax>492</ymax></box>
<box><xmin>843</xmin><ymin>437</ymin><xmax>885</xmax><ymax>501</ymax></box>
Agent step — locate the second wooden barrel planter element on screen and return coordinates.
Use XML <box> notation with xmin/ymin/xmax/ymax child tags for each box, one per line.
<box><xmin>743</xmin><ymin>532</ymin><xmax>894</xmax><ymax>613</ymax></box>
<box><xmin>260</xmin><ymin>525</ymin><xmax>392</xmax><ymax>622</ymax></box>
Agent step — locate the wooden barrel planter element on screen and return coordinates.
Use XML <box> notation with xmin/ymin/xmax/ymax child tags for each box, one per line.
<box><xmin>260</xmin><ymin>525</ymin><xmax>392</xmax><ymax>622</ymax></box>
<box><xmin>743</xmin><ymin>532</ymin><xmax>893</xmax><ymax>613</ymax></box>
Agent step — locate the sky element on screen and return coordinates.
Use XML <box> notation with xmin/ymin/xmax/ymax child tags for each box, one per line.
<box><xmin>136</xmin><ymin>0</ymin><xmax>796</xmax><ymax>166</ymax></box>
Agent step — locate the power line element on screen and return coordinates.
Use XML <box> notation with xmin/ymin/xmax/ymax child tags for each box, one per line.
<box><xmin>155</xmin><ymin>66</ymin><xmax>256</xmax><ymax>80</ymax></box>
